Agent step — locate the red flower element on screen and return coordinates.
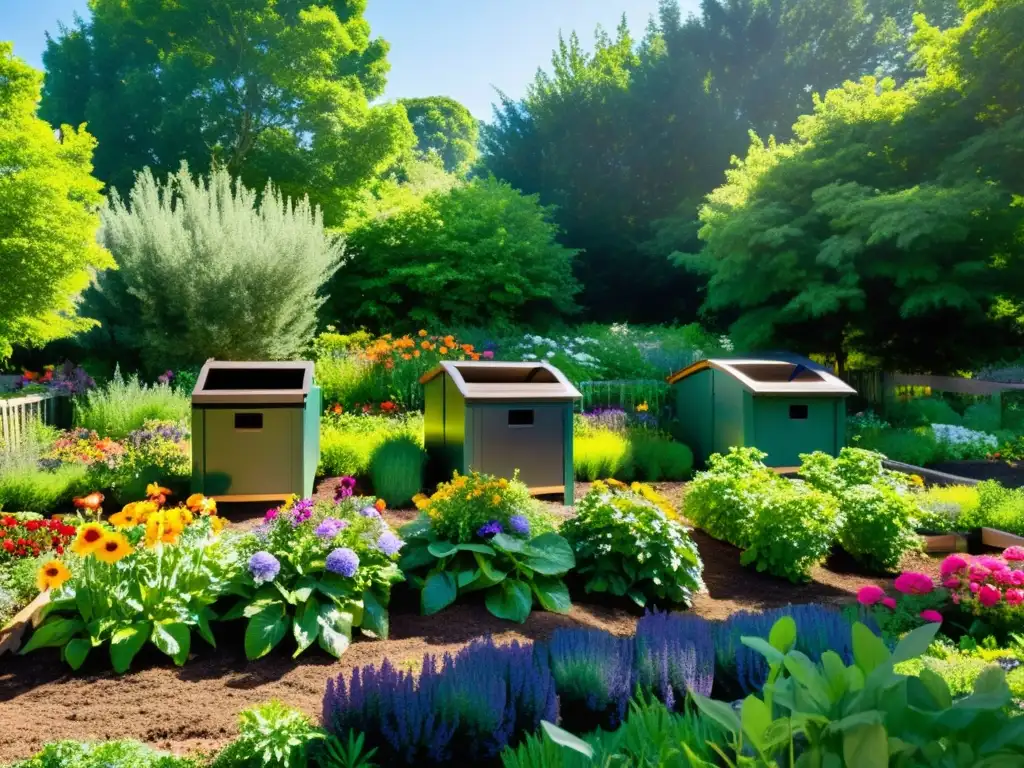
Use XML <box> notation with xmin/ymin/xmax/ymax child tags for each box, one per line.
<box><xmin>0</xmin><ymin>530</ymin><xmax>5</xmax><ymax>538</ymax></box>
<box><xmin>1</xmin><ymin>516</ymin><xmax>15</xmax><ymax>526</ymax></box>
<box><xmin>2</xmin><ymin>540</ymin><xmax>13</xmax><ymax>552</ymax></box>
<box><xmin>26</xmin><ymin>520</ymin><xmax>41</xmax><ymax>531</ymax></box>
<box><xmin>381</xmin><ymin>401</ymin><xmax>396</xmax><ymax>412</ymax></box>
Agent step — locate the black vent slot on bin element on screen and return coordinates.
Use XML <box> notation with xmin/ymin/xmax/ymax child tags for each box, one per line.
<box><xmin>204</xmin><ymin>368</ymin><xmax>305</xmax><ymax>391</ymax></box>
<box><xmin>235</xmin><ymin>412</ymin><xmax>264</xmax><ymax>430</ymax></box>
<box><xmin>789</xmin><ymin>404</ymin><xmax>809</xmax><ymax>420</ymax></box>
<box><xmin>508</xmin><ymin>409</ymin><xmax>535</xmax><ymax>427</ymax></box>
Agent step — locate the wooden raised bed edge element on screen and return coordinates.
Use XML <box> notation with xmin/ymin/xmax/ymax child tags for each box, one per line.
<box><xmin>0</xmin><ymin>590</ymin><xmax>51</xmax><ymax>657</ymax></box>
<box><xmin>883</xmin><ymin>459</ymin><xmax>980</xmax><ymax>488</ymax></box>
<box><xmin>981</xmin><ymin>527</ymin><xmax>1024</xmax><ymax>549</ymax></box>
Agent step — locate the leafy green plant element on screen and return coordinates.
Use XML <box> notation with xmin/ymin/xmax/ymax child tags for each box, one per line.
<box><xmin>0</xmin><ymin>464</ymin><xmax>90</xmax><ymax>514</ymax></box>
<box><xmin>886</xmin><ymin>396</ymin><xmax>963</xmax><ymax>428</ymax></box>
<box><xmin>318</xmin><ymin>413</ymin><xmax>423</xmax><ymax>478</ymax></box>
<box><xmin>852</xmin><ymin>426</ymin><xmax>940</xmax><ymax>467</ymax></box>
<box><xmin>561</xmin><ymin>480</ymin><xmax>703</xmax><ymax>607</ymax></box>
<box><xmin>837</xmin><ymin>483</ymin><xmax>921</xmax><ymax>572</ymax></box>
<box><xmin>369</xmin><ymin>435</ymin><xmax>425</xmax><ymax>507</ymax></box>
<box><xmin>741</xmin><ymin>481</ymin><xmax>839</xmax><ymax>583</ymax></box>
<box><xmin>629</xmin><ymin>433</ymin><xmax>693</xmax><ymax>481</ymax></box>
<box><xmin>401</xmin><ymin>471</ymin><xmax>572</xmax><ymax>623</ymax></box>
<box><xmin>224</xmin><ymin>495</ymin><xmax>404</xmax><ymax>660</ymax></box>
<box><xmin>8</xmin><ymin>740</ymin><xmax>199</xmax><ymax>768</ymax></box>
<box><xmin>915</xmin><ymin>484</ymin><xmax>980</xmax><ymax>532</ymax></box>
<box><xmin>74</xmin><ymin>368</ymin><xmax>189</xmax><ymax>440</ymax></box>
<box><xmin>573</xmin><ymin>429</ymin><xmax>633</xmax><ymax>481</ymax></box>
<box><xmin>315</xmin><ymin>730</ymin><xmax>379</xmax><ymax>768</ymax></box>
<box><xmin>211</xmin><ymin>701</ymin><xmax>325</xmax><ymax>768</ymax></box>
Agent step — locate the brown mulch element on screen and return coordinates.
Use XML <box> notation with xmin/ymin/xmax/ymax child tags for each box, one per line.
<box><xmin>0</xmin><ymin>479</ymin><xmax>941</xmax><ymax>762</ymax></box>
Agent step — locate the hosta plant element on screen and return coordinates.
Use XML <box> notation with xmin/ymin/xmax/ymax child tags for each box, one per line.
<box><xmin>224</xmin><ymin>493</ymin><xmax>404</xmax><ymax>660</ymax></box>
<box><xmin>561</xmin><ymin>480</ymin><xmax>703</xmax><ymax>607</ymax></box>
<box><xmin>401</xmin><ymin>471</ymin><xmax>573</xmax><ymax>623</ymax></box>
<box><xmin>20</xmin><ymin>489</ymin><xmax>233</xmax><ymax>672</ymax></box>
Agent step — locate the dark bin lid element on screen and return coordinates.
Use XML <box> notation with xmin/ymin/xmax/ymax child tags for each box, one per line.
<box><xmin>666</xmin><ymin>358</ymin><xmax>855</xmax><ymax>396</ymax></box>
<box><xmin>192</xmin><ymin>361</ymin><xmax>314</xmax><ymax>405</ymax></box>
<box><xmin>420</xmin><ymin>361</ymin><xmax>581</xmax><ymax>403</ymax></box>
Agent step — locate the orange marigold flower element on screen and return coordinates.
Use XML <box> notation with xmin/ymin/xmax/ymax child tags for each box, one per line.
<box><xmin>421</xmin><ymin>340</ymin><xmax>432</xmax><ymax>350</ymax></box>
<box><xmin>444</xmin><ymin>335</ymin><xmax>456</xmax><ymax>347</ymax></box>
<box><xmin>439</xmin><ymin>346</ymin><xmax>449</xmax><ymax>355</ymax></box>
<box><xmin>413</xmin><ymin>350</ymin><xmax>421</xmax><ymax>358</ymax></box>
<box><xmin>418</xmin><ymin>329</ymin><xmax>428</xmax><ymax>337</ymax></box>
<box><xmin>375</xmin><ymin>498</ymin><xmax>386</xmax><ymax>512</ymax></box>
<box><xmin>74</xmin><ymin>492</ymin><xmax>105</xmax><ymax>512</ymax></box>
<box><xmin>402</xmin><ymin>354</ymin><xmax>412</xmax><ymax>360</ymax></box>
<box><xmin>462</xmin><ymin>344</ymin><xmax>474</xmax><ymax>354</ymax></box>
<box><xmin>332</xmin><ymin>403</ymin><xmax>343</xmax><ymax>415</ymax></box>
<box><xmin>471</xmin><ymin>354</ymin><xmax>481</xmax><ymax>361</ymax></box>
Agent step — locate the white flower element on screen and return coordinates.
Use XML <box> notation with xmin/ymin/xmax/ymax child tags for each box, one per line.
<box><xmin>522</xmin><ymin>353</ymin><xmax>538</xmax><ymax>360</ymax></box>
<box><xmin>546</xmin><ymin>350</ymin><xmax>556</xmax><ymax>358</ymax></box>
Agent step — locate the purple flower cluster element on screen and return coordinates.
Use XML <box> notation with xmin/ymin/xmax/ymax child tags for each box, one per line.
<box><xmin>315</xmin><ymin>518</ymin><xmax>349</xmax><ymax>540</ymax></box>
<box><xmin>290</xmin><ymin>498</ymin><xmax>315</xmax><ymax>527</ymax></box>
<box><xmin>335</xmin><ymin>476</ymin><xmax>357</xmax><ymax>501</ymax></box>
<box><xmin>547</xmin><ymin>629</ymin><xmax>634</xmax><ymax>730</ymax></box>
<box><xmin>634</xmin><ymin>611</ymin><xmax>714</xmax><ymax>709</ymax></box>
<box><xmin>323</xmin><ymin>638</ymin><xmax>557</xmax><ymax>765</ymax></box>
<box><xmin>248</xmin><ymin>551</ymin><xmax>280</xmax><ymax>584</ymax></box>
<box><xmin>126</xmin><ymin>420</ymin><xmax>188</xmax><ymax>449</ymax></box>
<box><xmin>476</xmin><ymin>520</ymin><xmax>503</xmax><ymax>538</ymax></box>
<box><xmin>508</xmin><ymin>515</ymin><xmax>530</xmax><ymax>537</ymax></box>
<box><xmin>264</xmin><ymin>508</ymin><xmax>279</xmax><ymax>522</ymax></box>
<box><xmin>376</xmin><ymin>531</ymin><xmax>404</xmax><ymax>557</ymax></box>
<box><xmin>581</xmin><ymin>407</ymin><xmax>629</xmax><ymax>432</ymax></box>
<box><xmin>326</xmin><ymin>547</ymin><xmax>360</xmax><ymax>577</ymax></box>
<box><xmin>359</xmin><ymin>506</ymin><xmax>381</xmax><ymax>519</ymax></box>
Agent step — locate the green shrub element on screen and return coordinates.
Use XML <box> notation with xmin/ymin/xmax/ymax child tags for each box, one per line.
<box><xmin>0</xmin><ymin>464</ymin><xmax>90</xmax><ymax>513</ymax></box>
<box><xmin>574</xmin><ymin>429</ymin><xmax>633</xmax><ymax>481</ymax></box>
<box><xmin>74</xmin><ymin>368</ymin><xmax>189</xmax><ymax>440</ymax></box>
<box><xmin>837</xmin><ymin>483</ymin><xmax>921</xmax><ymax>571</ymax></box>
<box><xmin>9</xmin><ymin>740</ymin><xmax>198</xmax><ymax>768</ymax></box>
<box><xmin>986</xmin><ymin>496</ymin><xmax>1024</xmax><ymax>536</ymax></box>
<box><xmin>886</xmin><ymin>396</ymin><xmax>962</xmax><ymax>428</ymax></box>
<box><xmin>741</xmin><ymin>481</ymin><xmax>839</xmax><ymax>583</ymax></box>
<box><xmin>0</xmin><ymin>554</ymin><xmax>46</xmax><ymax>626</ymax></box>
<box><xmin>562</xmin><ymin>481</ymin><xmax>703</xmax><ymax>607</ymax></box>
<box><xmin>211</xmin><ymin>701</ymin><xmax>325</xmax><ymax>768</ymax></box>
<box><xmin>318</xmin><ymin>413</ymin><xmax>423</xmax><ymax>479</ymax></box>
<box><xmin>963</xmin><ymin>400</ymin><xmax>1002</xmax><ymax>432</ymax></box>
<box><xmin>916</xmin><ymin>484</ymin><xmax>981</xmax><ymax>532</ymax></box>
<box><xmin>629</xmin><ymin>434</ymin><xmax>693</xmax><ymax>481</ymax></box>
<box><xmin>853</xmin><ymin>426</ymin><xmax>940</xmax><ymax>466</ymax></box>
<box><xmin>683</xmin><ymin>447</ymin><xmax>777</xmax><ymax>549</ymax></box>
<box><xmin>369</xmin><ymin>435</ymin><xmax>425</xmax><ymax>507</ymax></box>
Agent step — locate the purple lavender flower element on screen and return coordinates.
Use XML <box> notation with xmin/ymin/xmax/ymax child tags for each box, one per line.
<box><xmin>509</xmin><ymin>515</ymin><xmax>530</xmax><ymax>537</ymax></box>
<box><xmin>376</xmin><ymin>531</ymin><xmax>404</xmax><ymax>557</ymax></box>
<box><xmin>248</xmin><ymin>551</ymin><xmax>280</xmax><ymax>584</ymax></box>
<box><xmin>315</xmin><ymin>518</ymin><xmax>349</xmax><ymax>540</ymax></box>
<box><xmin>290</xmin><ymin>498</ymin><xmax>315</xmax><ymax>526</ymax></box>
<box><xmin>477</xmin><ymin>520</ymin><xmax>503</xmax><ymax>538</ymax></box>
<box><xmin>326</xmin><ymin>547</ymin><xmax>359</xmax><ymax>577</ymax></box>
<box><xmin>335</xmin><ymin>476</ymin><xmax>357</xmax><ymax>501</ymax></box>
<box><xmin>359</xmin><ymin>506</ymin><xmax>381</xmax><ymax>519</ymax></box>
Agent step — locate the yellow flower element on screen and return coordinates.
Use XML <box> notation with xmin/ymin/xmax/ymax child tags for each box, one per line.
<box><xmin>636</xmin><ymin>402</ymin><xmax>649</xmax><ymax>413</ymax></box>
<box><xmin>413</xmin><ymin>493</ymin><xmax>430</xmax><ymax>510</ymax></box>
<box><xmin>95</xmin><ymin>532</ymin><xmax>133</xmax><ymax>564</ymax></box>
<box><xmin>186</xmin><ymin>493</ymin><xmax>205</xmax><ymax>510</ymax></box>
<box><xmin>498</xmin><ymin>478</ymin><xmax>508</xmax><ymax>488</ymax></box>
<box><xmin>145</xmin><ymin>510</ymin><xmax>184</xmax><ymax>547</ymax></box>
<box><xmin>71</xmin><ymin>522</ymin><xmax>107</xmax><ymax>555</ymax></box>
<box><xmin>199</xmin><ymin>497</ymin><xmax>217</xmax><ymax>515</ymax></box>
<box><xmin>418</xmin><ymin>329</ymin><xmax>428</xmax><ymax>337</ymax></box>
<box><xmin>491</xmin><ymin>494</ymin><xmax>501</xmax><ymax>505</ymax></box>
<box><xmin>210</xmin><ymin>516</ymin><xmax>228</xmax><ymax>534</ymax></box>
<box><xmin>909</xmin><ymin>474</ymin><xmax>924</xmax><ymax>488</ymax></box>
<box><xmin>109</xmin><ymin>503</ymin><xmax>143</xmax><ymax>528</ymax></box>
<box><xmin>592</xmin><ymin>480</ymin><xmax>608</xmax><ymax>492</ymax></box>
<box><xmin>606</xmin><ymin>478</ymin><xmax>626</xmax><ymax>488</ymax></box>
<box><xmin>37</xmin><ymin>560</ymin><xmax>71</xmax><ymax>591</ymax></box>
<box><xmin>146</xmin><ymin>482</ymin><xmax>172</xmax><ymax>499</ymax></box>
<box><xmin>133</xmin><ymin>500</ymin><xmax>158</xmax><ymax>523</ymax></box>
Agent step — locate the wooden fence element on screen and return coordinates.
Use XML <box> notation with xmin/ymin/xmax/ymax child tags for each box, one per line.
<box><xmin>839</xmin><ymin>370</ymin><xmax>1024</xmax><ymax>408</ymax></box>
<box><xmin>0</xmin><ymin>392</ymin><xmax>65</xmax><ymax>452</ymax></box>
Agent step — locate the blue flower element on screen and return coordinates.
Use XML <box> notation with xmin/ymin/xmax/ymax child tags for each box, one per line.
<box><xmin>509</xmin><ymin>515</ymin><xmax>530</xmax><ymax>537</ymax></box>
<box><xmin>477</xmin><ymin>520</ymin><xmax>503</xmax><ymax>538</ymax></box>
<box><xmin>376</xmin><ymin>531</ymin><xmax>404</xmax><ymax>557</ymax></box>
<box><xmin>359</xmin><ymin>506</ymin><xmax>381</xmax><ymax>519</ymax></box>
<box><xmin>315</xmin><ymin>518</ymin><xmax>349</xmax><ymax>540</ymax></box>
<box><xmin>326</xmin><ymin>547</ymin><xmax>359</xmax><ymax>577</ymax></box>
<box><xmin>248</xmin><ymin>551</ymin><xmax>280</xmax><ymax>584</ymax></box>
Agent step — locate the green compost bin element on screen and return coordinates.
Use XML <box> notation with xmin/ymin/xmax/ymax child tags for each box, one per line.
<box><xmin>420</xmin><ymin>361</ymin><xmax>581</xmax><ymax>505</ymax></box>
<box><xmin>191</xmin><ymin>360</ymin><xmax>320</xmax><ymax>501</ymax></box>
<box><xmin>667</xmin><ymin>358</ymin><xmax>856</xmax><ymax>468</ymax></box>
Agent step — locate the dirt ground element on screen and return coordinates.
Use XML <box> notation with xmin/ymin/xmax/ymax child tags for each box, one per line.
<box><xmin>0</xmin><ymin>480</ymin><xmax>943</xmax><ymax>762</ymax></box>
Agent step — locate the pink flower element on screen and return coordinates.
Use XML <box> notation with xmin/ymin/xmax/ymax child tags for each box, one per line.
<box><xmin>857</xmin><ymin>585</ymin><xmax>886</xmax><ymax>606</ymax></box>
<box><xmin>482</xmin><ymin>350</ymin><xmax>495</xmax><ymax>360</ymax></box>
<box><xmin>264</xmin><ymin>508</ymin><xmax>279</xmax><ymax>522</ymax></box>
<box><xmin>1012</xmin><ymin>570</ymin><xmax>1024</xmax><ymax>586</ymax></box>
<box><xmin>1003</xmin><ymin>546</ymin><xmax>1024</xmax><ymax>562</ymax></box>
<box><xmin>1006</xmin><ymin>588</ymin><xmax>1024</xmax><ymax>606</ymax></box>
<box><xmin>940</xmin><ymin>554</ymin><xmax>970</xmax><ymax>577</ymax></box>
<box><xmin>881</xmin><ymin>597</ymin><xmax>897</xmax><ymax>610</ymax></box>
<box><xmin>942</xmin><ymin>577</ymin><xmax>961</xmax><ymax>589</ymax></box>
<box><xmin>894</xmin><ymin>572</ymin><xmax>934</xmax><ymax>595</ymax></box>
<box><xmin>970</xmin><ymin>582</ymin><xmax>981</xmax><ymax>593</ymax></box>
<box><xmin>969</xmin><ymin>565</ymin><xmax>991</xmax><ymax>582</ymax></box>
<box><xmin>979</xmin><ymin>584</ymin><xmax>1002</xmax><ymax>607</ymax></box>
<box><xmin>977</xmin><ymin>555</ymin><xmax>1007</xmax><ymax>572</ymax></box>
<box><xmin>952</xmin><ymin>593</ymin><xmax>961</xmax><ymax>605</ymax></box>
<box><xmin>995</xmin><ymin>570</ymin><xmax>1015</xmax><ymax>586</ymax></box>
<box><xmin>920</xmin><ymin>610</ymin><xmax>943</xmax><ymax>623</ymax></box>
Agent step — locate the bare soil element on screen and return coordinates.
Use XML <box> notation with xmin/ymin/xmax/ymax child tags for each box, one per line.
<box><xmin>0</xmin><ymin>480</ymin><xmax>941</xmax><ymax>762</ymax></box>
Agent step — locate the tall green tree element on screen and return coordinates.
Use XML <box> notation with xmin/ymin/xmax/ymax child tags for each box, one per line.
<box><xmin>678</xmin><ymin>0</ymin><xmax>1024</xmax><ymax>372</ymax></box>
<box><xmin>40</xmin><ymin>0</ymin><xmax>414</xmax><ymax>224</ymax></box>
<box><xmin>401</xmin><ymin>96</ymin><xmax>479</xmax><ymax>174</ymax></box>
<box><xmin>331</xmin><ymin>177</ymin><xmax>580</xmax><ymax>330</ymax></box>
<box><xmin>0</xmin><ymin>43</ymin><xmax>113</xmax><ymax>359</ymax></box>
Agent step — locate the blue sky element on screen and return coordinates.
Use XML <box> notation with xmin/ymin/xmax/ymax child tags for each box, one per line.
<box><xmin>1</xmin><ymin>0</ymin><xmax>698</xmax><ymax>119</ymax></box>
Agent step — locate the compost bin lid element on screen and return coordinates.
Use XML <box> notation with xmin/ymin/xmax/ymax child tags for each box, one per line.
<box><xmin>192</xmin><ymin>361</ymin><xmax>314</xmax><ymax>405</ymax></box>
<box><xmin>666</xmin><ymin>358</ymin><xmax>856</xmax><ymax>396</ymax></box>
<box><xmin>420</xmin><ymin>361</ymin><xmax>581</xmax><ymax>403</ymax></box>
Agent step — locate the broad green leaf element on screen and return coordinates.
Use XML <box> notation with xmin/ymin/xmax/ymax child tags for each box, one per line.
<box><xmin>316</xmin><ymin>574</ymin><xmax>357</xmax><ymax>602</ymax></box>
<box><xmin>741</xmin><ymin>636</ymin><xmax>785</xmax><ymax>666</ymax></box>
<box><xmin>473</xmin><ymin>552</ymin><xmax>507</xmax><ymax>584</ymax></box>
<box><xmin>890</xmin><ymin>622</ymin><xmax>940</xmax><ymax>665</ymax></box>
<box><xmin>292</xmin><ymin>576</ymin><xmax>317</xmax><ymax>604</ymax></box>
<box><xmin>457</xmin><ymin>569</ymin><xmax>480</xmax><ymax>589</ymax></box>
<box><xmin>398</xmin><ymin>543</ymin><xmax>437</xmax><ymax>571</ymax></box>
<box><xmin>540</xmin><ymin>721</ymin><xmax>594</xmax><ymax>757</ymax></box>
<box><xmin>455</xmin><ymin>543</ymin><xmax>495</xmax><ymax>555</ymax></box>
<box><xmin>842</xmin><ymin>724</ymin><xmax>888</xmax><ymax>768</ymax></box>
<box><xmin>219</xmin><ymin>599</ymin><xmax>248</xmax><ymax>622</ymax></box>
<box><xmin>974</xmin><ymin>666</ymin><xmax>1010</xmax><ymax>697</ymax></box>
<box><xmin>20</xmin><ymin>618</ymin><xmax>85</xmax><ymax>654</ymax></box>
<box><xmin>741</xmin><ymin>695</ymin><xmax>772</xmax><ymax>749</ymax></box>
<box><xmin>627</xmin><ymin>588</ymin><xmax>647</xmax><ymax>608</ymax></box>
<box><xmin>195</xmin><ymin>607</ymin><xmax>217</xmax><ymax>648</ymax></box>
<box><xmin>427</xmin><ymin>541</ymin><xmax>459</xmax><ymax>558</ymax></box>
<box><xmin>825</xmin><ymin>711</ymin><xmax>884</xmax><ymax>735</ymax></box>
<box><xmin>243</xmin><ymin>598</ymin><xmax>279</xmax><ymax>618</ymax></box>
<box><xmin>63</xmin><ymin>638</ymin><xmax>91</xmax><ymax>670</ymax></box>
<box><xmin>109</xmin><ymin>622</ymin><xmax>151</xmax><ymax>674</ymax></box>
<box><xmin>691</xmin><ymin>692</ymin><xmax>741</xmax><ymax>735</ymax></box>
<box><xmin>75</xmin><ymin>589</ymin><xmax>93</xmax><ymax>624</ymax></box>
<box><xmin>244</xmin><ymin>604</ymin><xmax>288</xmax><ymax>660</ymax></box>
<box><xmin>485</xmin><ymin>579</ymin><xmax>533</xmax><ymax>623</ymax></box>
<box><xmin>980</xmin><ymin>717</ymin><xmax>1024</xmax><ymax>754</ymax></box>
<box><xmin>273</xmin><ymin>580</ymin><xmax>296</xmax><ymax>605</ymax></box>
<box><xmin>421</xmin><ymin>572</ymin><xmax>458</xmax><ymax>615</ymax></box>
<box><xmin>784</xmin><ymin>651</ymin><xmax>832</xmax><ymax>710</ymax></box>
<box><xmin>360</xmin><ymin>589</ymin><xmax>389</xmax><ymax>640</ymax></box>
<box><xmin>769</xmin><ymin>616</ymin><xmax>797</xmax><ymax>653</ymax></box>
<box><xmin>522</xmin><ymin>533</ymin><xmax>575</xmax><ymax>575</ymax></box>
<box><xmin>531</xmin><ymin>576</ymin><xmax>571</xmax><ymax>614</ymax></box>
<box><xmin>151</xmin><ymin>622</ymin><xmax>191</xmax><ymax>666</ymax></box>
<box><xmin>398</xmin><ymin>515</ymin><xmax>434</xmax><ymax>540</ymax></box>
<box><xmin>852</xmin><ymin>623</ymin><xmax>889</xmax><ymax>675</ymax></box>
<box><xmin>910</xmin><ymin>669</ymin><xmax>951</xmax><ymax>710</ymax></box>
<box><xmin>292</xmin><ymin>596</ymin><xmax>320</xmax><ymax>657</ymax></box>
<box><xmin>821</xmin><ymin>651</ymin><xmax>849</xmax><ymax>700</ymax></box>
<box><xmin>317</xmin><ymin>603</ymin><xmax>353</xmax><ymax>658</ymax></box>
<box><xmin>490</xmin><ymin>533</ymin><xmax>525</xmax><ymax>553</ymax></box>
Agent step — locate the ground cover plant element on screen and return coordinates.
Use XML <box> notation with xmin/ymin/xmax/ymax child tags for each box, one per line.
<box><xmin>223</xmin><ymin>490</ymin><xmax>404</xmax><ymax>660</ymax></box>
<box><xmin>401</xmin><ymin>471</ymin><xmax>572</xmax><ymax>623</ymax></box>
<box><xmin>561</xmin><ymin>480</ymin><xmax>703</xmax><ymax>607</ymax></box>
<box><xmin>318</xmin><ymin>412</ymin><xmax>423</xmax><ymax>480</ymax></box>
<box><xmin>572</xmin><ymin>408</ymin><xmax>693</xmax><ymax>482</ymax></box>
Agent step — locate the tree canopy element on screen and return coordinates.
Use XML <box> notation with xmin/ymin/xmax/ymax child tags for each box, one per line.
<box><xmin>40</xmin><ymin>0</ymin><xmax>414</xmax><ymax>225</ymax></box>
<box><xmin>0</xmin><ymin>43</ymin><xmax>113</xmax><ymax>359</ymax></box>
<box><xmin>678</xmin><ymin>0</ymin><xmax>1024</xmax><ymax>372</ymax></box>
<box><xmin>401</xmin><ymin>96</ymin><xmax>480</xmax><ymax>174</ymax></box>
